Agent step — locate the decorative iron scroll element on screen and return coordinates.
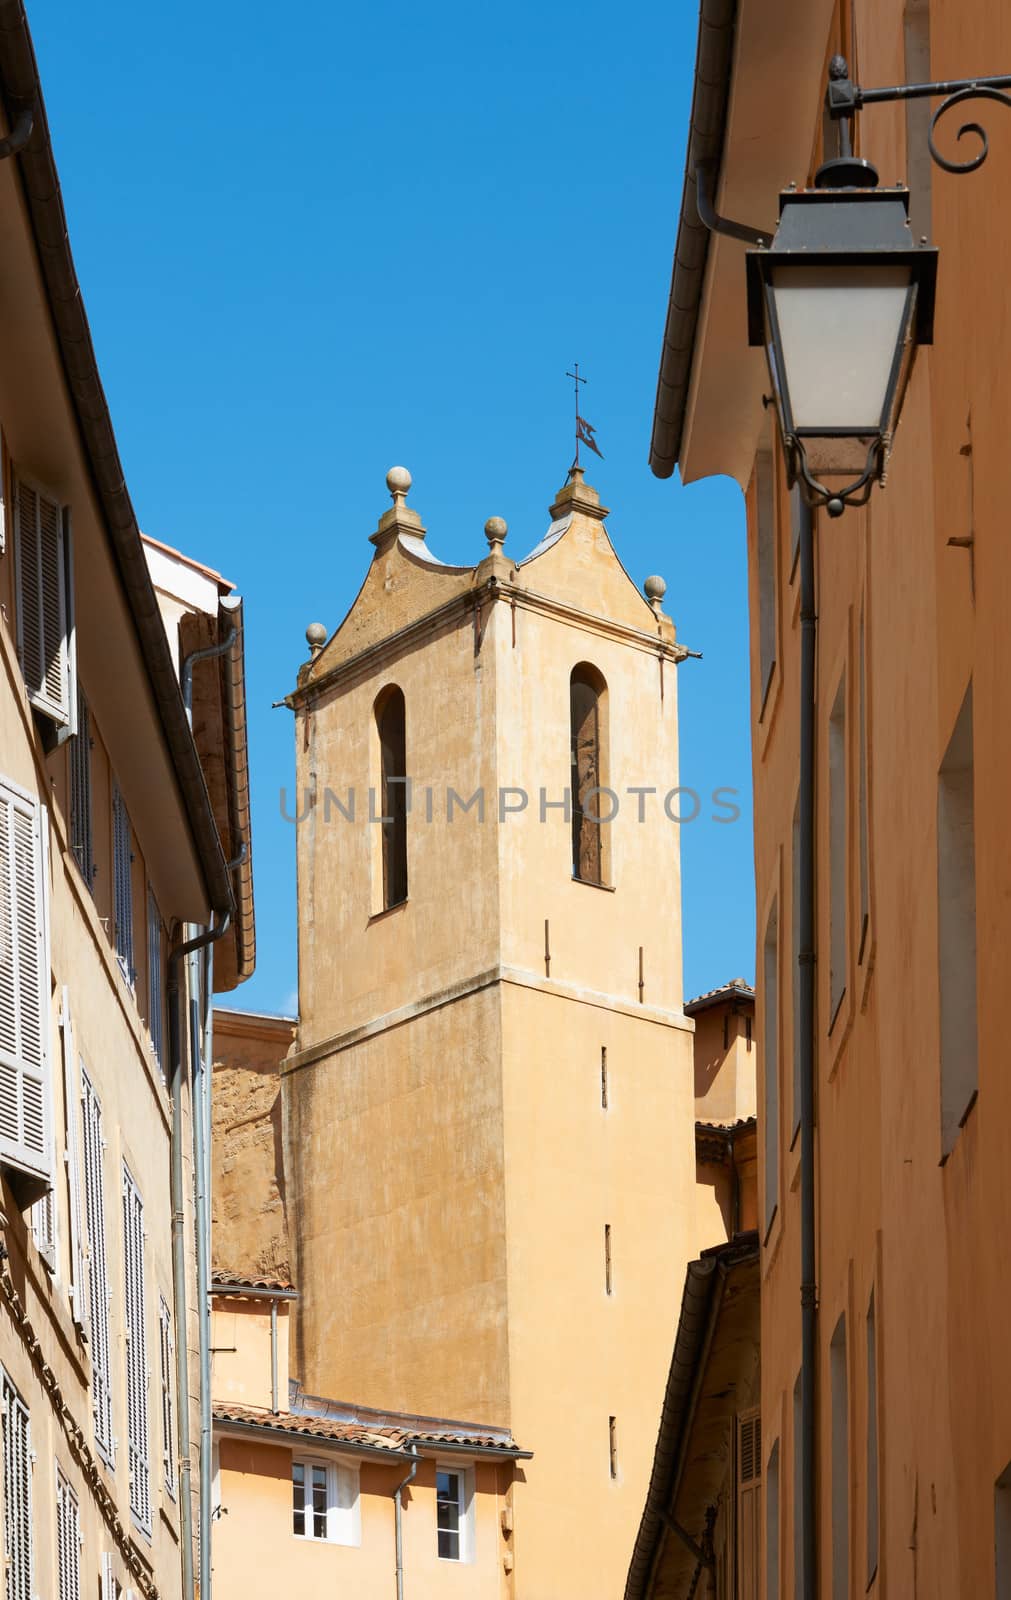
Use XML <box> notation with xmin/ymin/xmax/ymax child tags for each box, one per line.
<box><xmin>927</xmin><ymin>84</ymin><xmax>1011</xmax><ymax>174</ymax></box>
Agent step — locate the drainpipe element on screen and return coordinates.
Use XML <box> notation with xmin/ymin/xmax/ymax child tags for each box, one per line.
<box><xmin>180</xmin><ymin>627</ymin><xmax>238</xmax><ymax>1600</ymax></box>
<box><xmin>798</xmin><ymin>502</ymin><xmax>818</xmax><ymax>1600</ymax></box>
<box><xmin>168</xmin><ymin>914</ymin><xmax>231</xmax><ymax>1600</ymax></box>
<box><xmin>270</xmin><ymin>1300</ymin><xmax>279</xmax><ymax>1413</ymax></box>
<box><xmin>393</xmin><ymin>1445</ymin><xmax>419</xmax><ymax>1600</ymax></box>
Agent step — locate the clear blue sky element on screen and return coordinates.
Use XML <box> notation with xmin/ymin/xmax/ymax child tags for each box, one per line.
<box><xmin>31</xmin><ymin>0</ymin><xmax>754</xmax><ymax>1012</ymax></box>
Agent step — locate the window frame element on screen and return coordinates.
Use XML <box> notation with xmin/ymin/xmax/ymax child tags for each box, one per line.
<box><xmin>569</xmin><ymin>663</ymin><xmax>610</xmax><ymax>887</ymax></box>
<box><xmin>12</xmin><ymin>472</ymin><xmax>77</xmax><ymax>735</ymax></box>
<box><xmin>112</xmin><ymin>781</ymin><xmax>135</xmax><ymax>987</ymax></box>
<box><xmin>82</xmin><ymin>1067</ymin><xmax>114</xmax><ymax>1467</ymax></box>
<box><xmin>56</xmin><ymin>1462</ymin><xmax>82</xmax><ymax>1600</ymax></box>
<box><xmin>0</xmin><ymin>773</ymin><xmax>53</xmax><ymax>1194</ymax></box>
<box><xmin>291</xmin><ymin>1455</ymin><xmax>360</xmax><ymax>1547</ymax></box>
<box><xmin>1</xmin><ymin>1367</ymin><xmax>33</xmax><ymax>1600</ymax></box>
<box><xmin>436</xmin><ymin>1462</ymin><xmax>474</xmax><ymax>1563</ymax></box>
<box><xmin>122</xmin><ymin>1161</ymin><xmax>151</xmax><ymax>1536</ymax></box>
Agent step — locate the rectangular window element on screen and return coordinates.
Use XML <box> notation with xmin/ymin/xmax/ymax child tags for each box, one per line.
<box><xmin>59</xmin><ymin>991</ymin><xmax>87</xmax><ymax>1336</ymax></box>
<box><xmin>122</xmin><ymin>1163</ymin><xmax>150</xmax><ymax>1534</ymax></box>
<box><xmin>828</xmin><ymin>677</ymin><xmax>847</xmax><ymax>1025</ymax></box>
<box><xmin>100</xmin><ymin>1553</ymin><xmax>119</xmax><ymax>1600</ymax></box>
<box><xmin>0</xmin><ymin>776</ymin><xmax>52</xmax><ymax>1188</ymax></box>
<box><xmin>866</xmin><ymin>1293</ymin><xmax>879</xmax><ymax>1584</ymax></box>
<box><xmin>112</xmin><ymin>784</ymin><xmax>134</xmax><ymax>985</ymax></box>
<box><xmin>737</xmin><ymin>1409</ymin><xmax>762</xmax><ymax>1599</ymax></box>
<box><xmin>608</xmin><ymin>1416</ymin><xmax>618</xmax><ymax>1481</ymax></box>
<box><xmin>436</xmin><ymin>1465</ymin><xmax>472</xmax><ymax>1561</ymax></box>
<box><xmin>56</xmin><ymin>1465</ymin><xmax>81</xmax><ymax>1600</ymax></box>
<box><xmin>831</xmin><ymin>1315</ymin><xmax>849</xmax><ymax>1600</ymax></box>
<box><xmin>604</xmin><ymin>1224</ymin><xmax>612</xmax><ymax>1295</ymax></box>
<box><xmin>82</xmin><ymin>1070</ymin><xmax>113</xmax><ymax>1464</ymax></box>
<box><xmin>159</xmin><ymin>1297</ymin><xmax>176</xmax><ymax>1499</ymax></box>
<box><xmin>938</xmin><ymin>684</ymin><xmax>977</xmax><ymax>1154</ymax></box>
<box><xmin>147</xmin><ymin>892</ymin><xmax>164</xmax><ymax>1072</ymax></box>
<box><xmin>791</xmin><ymin>798</ymin><xmax>802</xmax><ymax>1145</ymax></box>
<box><xmin>601</xmin><ymin>1046</ymin><xmax>608</xmax><ymax>1110</ymax></box>
<box><xmin>857</xmin><ymin>612</ymin><xmax>870</xmax><ymax>963</ymax></box>
<box><xmin>69</xmin><ymin>687</ymin><xmax>94</xmax><ymax>889</ymax></box>
<box><xmin>756</xmin><ymin>450</ymin><xmax>777</xmax><ymax>713</ymax></box>
<box><xmin>763</xmin><ymin>899</ymin><xmax>780</xmax><ymax>1234</ymax></box>
<box><xmin>1</xmin><ymin>1369</ymin><xmax>32</xmax><ymax>1600</ymax></box>
<box><xmin>292</xmin><ymin>1458</ymin><xmax>359</xmax><ymax>1545</ymax></box>
<box><xmin>765</xmin><ymin>1438</ymin><xmax>780</xmax><ymax>1600</ymax></box>
<box><xmin>13</xmin><ymin>476</ymin><xmax>76</xmax><ymax>730</ymax></box>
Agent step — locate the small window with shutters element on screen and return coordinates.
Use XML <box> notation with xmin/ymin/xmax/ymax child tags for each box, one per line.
<box><xmin>147</xmin><ymin>892</ymin><xmax>164</xmax><ymax>1073</ymax></box>
<box><xmin>69</xmin><ymin>687</ymin><xmax>94</xmax><ymax>890</ymax></box>
<box><xmin>100</xmin><ymin>1553</ymin><xmax>120</xmax><ymax>1600</ymax></box>
<box><xmin>13</xmin><ymin>473</ymin><xmax>76</xmax><ymax>732</ymax></box>
<box><xmin>82</xmin><ymin>1069</ymin><xmax>113</xmax><ymax>1466</ymax></box>
<box><xmin>0</xmin><ymin>774</ymin><xmax>53</xmax><ymax>1194</ymax></box>
<box><xmin>56</xmin><ymin>1464</ymin><xmax>81</xmax><ymax>1600</ymax></box>
<box><xmin>1</xmin><ymin>1368</ymin><xmax>33</xmax><ymax>1600</ymax></box>
<box><xmin>59</xmin><ymin>990</ymin><xmax>88</xmax><ymax>1338</ymax></box>
<box><xmin>122</xmin><ymin>1163</ymin><xmax>150</xmax><ymax>1534</ymax></box>
<box><xmin>112</xmin><ymin>783</ymin><xmax>134</xmax><ymax>987</ymax></box>
<box><xmin>158</xmin><ymin>1296</ymin><xmax>176</xmax><ymax>1499</ymax></box>
<box><xmin>736</xmin><ymin>1408</ymin><xmax>762</xmax><ymax>1600</ymax></box>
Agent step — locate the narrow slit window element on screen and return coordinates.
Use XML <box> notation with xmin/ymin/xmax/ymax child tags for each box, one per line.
<box><xmin>376</xmin><ymin>687</ymin><xmax>408</xmax><ymax>909</ymax></box>
<box><xmin>608</xmin><ymin>1416</ymin><xmax>618</xmax><ymax>1480</ymax></box>
<box><xmin>600</xmin><ymin>1046</ymin><xmax>608</xmax><ymax>1110</ymax></box>
<box><xmin>570</xmin><ymin>664</ymin><xmax>608</xmax><ymax>885</ymax></box>
<box><xmin>938</xmin><ymin>684</ymin><xmax>977</xmax><ymax>1154</ymax></box>
<box><xmin>604</xmin><ymin>1224</ymin><xmax>612</xmax><ymax>1295</ymax></box>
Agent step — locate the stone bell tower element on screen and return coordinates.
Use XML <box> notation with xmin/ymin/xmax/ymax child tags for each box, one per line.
<box><xmin>283</xmin><ymin>465</ymin><xmax>697</xmax><ymax>1597</ymax></box>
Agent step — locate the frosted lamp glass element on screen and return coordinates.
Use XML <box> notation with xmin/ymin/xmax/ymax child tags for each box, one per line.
<box><xmin>770</xmin><ymin>265</ymin><xmax>912</xmax><ymax>431</ymax></box>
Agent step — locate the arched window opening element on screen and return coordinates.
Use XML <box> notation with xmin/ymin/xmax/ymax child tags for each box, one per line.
<box><xmin>376</xmin><ymin>686</ymin><xmax>408</xmax><ymax>909</ymax></box>
<box><xmin>570</xmin><ymin>664</ymin><xmax>608</xmax><ymax>885</ymax></box>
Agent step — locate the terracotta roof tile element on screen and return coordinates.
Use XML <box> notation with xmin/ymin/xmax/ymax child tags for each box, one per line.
<box><xmin>211</xmin><ymin>1270</ymin><xmax>296</xmax><ymax>1293</ymax></box>
<box><xmin>212</xmin><ymin>1403</ymin><xmax>403</xmax><ymax>1452</ymax></box>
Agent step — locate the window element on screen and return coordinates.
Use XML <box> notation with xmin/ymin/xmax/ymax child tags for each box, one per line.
<box><xmin>59</xmin><ymin>991</ymin><xmax>87</xmax><ymax>1336</ymax></box>
<box><xmin>828</xmin><ymin>677</ymin><xmax>847</xmax><ymax>1025</ymax></box>
<box><xmin>147</xmin><ymin>893</ymin><xmax>164</xmax><ymax>1072</ymax></box>
<box><xmin>570</xmin><ymin>664</ymin><xmax>608</xmax><ymax>885</ymax></box>
<box><xmin>737</xmin><ymin>1409</ymin><xmax>762</xmax><ymax>1600</ymax></box>
<box><xmin>765</xmin><ymin>1438</ymin><xmax>780</xmax><ymax>1600</ymax></box>
<box><xmin>13</xmin><ymin>475</ymin><xmax>76</xmax><ymax>730</ymax></box>
<box><xmin>1</xmin><ymin>1369</ymin><xmax>32</xmax><ymax>1600</ymax></box>
<box><xmin>830</xmin><ymin>1315</ymin><xmax>849</xmax><ymax>1600</ymax></box>
<box><xmin>69</xmin><ymin>687</ymin><xmax>93</xmax><ymax>888</ymax></box>
<box><xmin>100</xmin><ymin>1553</ymin><xmax>120</xmax><ymax>1600</ymax></box>
<box><xmin>600</xmin><ymin>1046</ymin><xmax>608</xmax><ymax>1110</ymax></box>
<box><xmin>159</xmin><ymin>1298</ymin><xmax>176</xmax><ymax>1499</ymax></box>
<box><xmin>436</xmin><ymin>1466</ymin><xmax>472</xmax><ymax>1561</ymax></box>
<box><xmin>938</xmin><ymin>684</ymin><xmax>977</xmax><ymax>1154</ymax></box>
<box><xmin>292</xmin><ymin>1459</ymin><xmax>359</xmax><ymax>1545</ymax></box>
<box><xmin>608</xmin><ymin>1416</ymin><xmax>618</xmax><ymax>1481</ymax></box>
<box><xmin>763</xmin><ymin>899</ymin><xmax>780</xmax><ymax>1234</ymax></box>
<box><xmin>604</xmin><ymin>1223</ymin><xmax>613</xmax><ymax>1295</ymax></box>
<box><xmin>122</xmin><ymin>1163</ymin><xmax>150</xmax><ymax>1533</ymax></box>
<box><xmin>112</xmin><ymin>783</ymin><xmax>134</xmax><ymax>984</ymax></box>
<box><xmin>756</xmin><ymin>449</ymin><xmax>776</xmax><ymax>713</ymax></box>
<box><xmin>866</xmin><ymin>1293</ymin><xmax>879</xmax><ymax>1584</ymax></box>
<box><xmin>375</xmin><ymin>687</ymin><xmax>407</xmax><ymax>909</ymax></box>
<box><xmin>56</xmin><ymin>1466</ymin><xmax>81</xmax><ymax>1600</ymax></box>
<box><xmin>0</xmin><ymin>776</ymin><xmax>51</xmax><ymax>1190</ymax></box>
<box><xmin>82</xmin><ymin>1070</ymin><xmax>113</xmax><ymax>1464</ymax></box>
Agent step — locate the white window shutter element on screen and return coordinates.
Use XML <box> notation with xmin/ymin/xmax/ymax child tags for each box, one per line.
<box><xmin>736</xmin><ymin>1409</ymin><xmax>762</xmax><ymax>1600</ymax></box>
<box><xmin>100</xmin><ymin>1552</ymin><xmax>118</xmax><ymax>1600</ymax></box>
<box><xmin>60</xmin><ymin>990</ymin><xmax>88</xmax><ymax>1339</ymax></box>
<box><xmin>0</xmin><ymin>777</ymin><xmax>51</xmax><ymax>1186</ymax></box>
<box><xmin>122</xmin><ymin>1164</ymin><xmax>150</xmax><ymax>1533</ymax></box>
<box><xmin>14</xmin><ymin>476</ymin><xmax>73</xmax><ymax>727</ymax></box>
<box><xmin>2</xmin><ymin>1369</ymin><xmax>33</xmax><ymax>1600</ymax></box>
<box><xmin>56</xmin><ymin>1466</ymin><xmax>81</xmax><ymax>1600</ymax></box>
<box><xmin>158</xmin><ymin>1296</ymin><xmax>176</xmax><ymax>1497</ymax></box>
<box><xmin>147</xmin><ymin>893</ymin><xmax>163</xmax><ymax>1071</ymax></box>
<box><xmin>69</xmin><ymin>687</ymin><xmax>94</xmax><ymax>887</ymax></box>
<box><xmin>112</xmin><ymin>784</ymin><xmax>134</xmax><ymax>984</ymax></box>
<box><xmin>82</xmin><ymin>1070</ymin><xmax>114</xmax><ymax>1465</ymax></box>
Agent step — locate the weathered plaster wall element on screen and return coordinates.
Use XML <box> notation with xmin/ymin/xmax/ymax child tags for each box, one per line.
<box><xmin>212</xmin><ymin>1011</ymin><xmax>295</xmax><ymax>1283</ymax></box>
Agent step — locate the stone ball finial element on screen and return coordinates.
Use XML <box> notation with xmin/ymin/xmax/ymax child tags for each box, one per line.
<box><xmin>484</xmin><ymin>516</ymin><xmax>508</xmax><ymax>551</ymax></box>
<box><xmin>644</xmin><ymin>574</ymin><xmax>667</xmax><ymax>604</ymax></box>
<box><xmin>305</xmin><ymin>621</ymin><xmax>327</xmax><ymax>656</ymax></box>
<box><xmin>386</xmin><ymin>465</ymin><xmax>412</xmax><ymax>500</ymax></box>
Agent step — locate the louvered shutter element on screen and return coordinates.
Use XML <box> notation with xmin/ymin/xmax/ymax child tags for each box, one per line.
<box><xmin>158</xmin><ymin>1296</ymin><xmax>176</xmax><ymax>1497</ymax></box>
<box><xmin>60</xmin><ymin>991</ymin><xmax>88</xmax><ymax>1337</ymax></box>
<box><xmin>14</xmin><ymin>476</ymin><xmax>74</xmax><ymax>727</ymax></box>
<box><xmin>69</xmin><ymin>688</ymin><xmax>94</xmax><ymax>887</ymax></box>
<box><xmin>736</xmin><ymin>1409</ymin><xmax>762</xmax><ymax>1600</ymax></box>
<box><xmin>1</xmin><ymin>1369</ymin><xmax>33</xmax><ymax>1600</ymax></box>
<box><xmin>122</xmin><ymin>1163</ymin><xmax>151</xmax><ymax>1533</ymax></box>
<box><xmin>100</xmin><ymin>1553</ymin><xmax>118</xmax><ymax>1600</ymax></box>
<box><xmin>0</xmin><ymin>777</ymin><xmax>51</xmax><ymax>1184</ymax></box>
<box><xmin>56</xmin><ymin>1467</ymin><xmax>81</xmax><ymax>1600</ymax></box>
<box><xmin>147</xmin><ymin>893</ymin><xmax>163</xmax><ymax>1071</ymax></box>
<box><xmin>31</xmin><ymin>1185</ymin><xmax>56</xmax><ymax>1269</ymax></box>
<box><xmin>112</xmin><ymin>784</ymin><xmax>134</xmax><ymax>984</ymax></box>
<box><xmin>82</xmin><ymin>1070</ymin><xmax>114</xmax><ymax>1464</ymax></box>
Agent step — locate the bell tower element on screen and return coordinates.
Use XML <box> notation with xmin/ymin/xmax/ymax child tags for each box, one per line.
<box><xmin>283</xmin><ymin>465</ymin><xmax>697</xmax><ymax>1596</ymax></box>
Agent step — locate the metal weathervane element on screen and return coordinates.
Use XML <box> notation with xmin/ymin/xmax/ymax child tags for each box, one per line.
<box><xmin>566</xmin><ymin>363</ymin><xmax>604</xmax><ymax>470</ymax></box>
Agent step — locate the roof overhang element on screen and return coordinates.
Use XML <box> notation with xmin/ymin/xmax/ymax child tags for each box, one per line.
<box><xmin>650</xmin><ymin>0</ymin><xmax>835</xmax><ymax>489</ymax></box>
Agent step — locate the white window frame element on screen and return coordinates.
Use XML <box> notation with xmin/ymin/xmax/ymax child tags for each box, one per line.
<box><xmin>1</xmin><ymin>1367</ymin><xmax>33</xmax><ymax>1600</ymax></box>
<box><xmin>147</xmin><ymin>891</ymin><xmax>164</xmax><ymax>1072</ymax></box>
<box><xmin>112</xmin><ymin>782</ymin><xmax>134</xmax><ymax>987</ymax></box>
<box><xmin>436</xmin><ymin>1461</ymin><xmax>475</xmax><ymax>1564</ymax></box>
<box><xmin>158</xmin><ymin>1296</ymin><xmax>176</xmax><ymax>1499</ymax></box>
<box><xmin>69</xmin><ymin>685</ymin><xmax>94</xmax><ymax>890</ymax></box>
<box><xmin>0</xmin><ymin>773</ymin><xmax>53</xmax><ymax>1191</ymax></box>
<box><xmin>13</xmin><ymin>472</ymin><xmax>76</xmax><ymax>732</ymax></box>
<box><xmin>291</xmin><ymin>1455</ymin><xmax>360</xmax><ymax>1547</ymax></box>
<box><xmin>56</xmin><ymin>1463</ymin><xmax>82</xmax><ymax>1600</ymax></box>
<box><xmin>122</xmin><ymin>1162</ymin><xmax>151</xmax><ymax>1535</ymax></box>
<box><xmin>82</xmin><ymin>1068</ymin><xmax>114</xmax><ymax>1466</ymax></box>
<box><xmin>59</xmin><ymin>990</ymin><xmax>88</xmax><ymax>1337</ymax></box>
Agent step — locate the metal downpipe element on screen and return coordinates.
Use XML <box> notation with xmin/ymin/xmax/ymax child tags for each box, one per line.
<box><xmin>393</xmin><ymin>1446</ymin><xmax>419</xmax><ymax>1600</ymax></box>
<box><xmin>798</xmin><ymin>503</ymin><xmax>818</xmax><ymax>1600</ymax></box>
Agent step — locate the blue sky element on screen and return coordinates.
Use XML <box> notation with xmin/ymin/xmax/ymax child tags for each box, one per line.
<box><xmin>31</xmin><ymin>0</ymin><xmax>754</xmax><ymax>1011</ymax></box>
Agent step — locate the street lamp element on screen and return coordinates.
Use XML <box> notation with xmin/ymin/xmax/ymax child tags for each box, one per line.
<box><xmin>745</xmin><ymin>162</ymin><xmax>937</xmax><ymax>516</ymax></box>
